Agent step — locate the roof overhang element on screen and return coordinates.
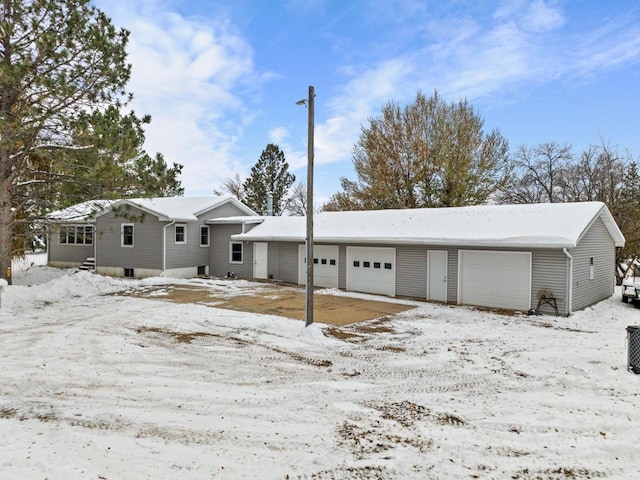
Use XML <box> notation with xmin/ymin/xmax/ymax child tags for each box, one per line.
<box><xmin>576</xmin><ymin>204</ymin><xmax>625</xmax><ymax>248</ymax></box>
<box><xmin>230</xmin><ymin>233</ymin><xmax>578</xmax><ymax>249</ymax></box>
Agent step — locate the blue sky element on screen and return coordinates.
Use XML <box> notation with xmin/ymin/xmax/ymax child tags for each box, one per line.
<box><xmin>94</xmin><ymin>0</ymin><xmax>640</xmax><ymax>205</ymax></box>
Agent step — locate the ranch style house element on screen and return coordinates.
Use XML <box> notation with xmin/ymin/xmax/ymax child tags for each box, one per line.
<box><xmin>47</xmin><ymin>197</ymin><xmax>625</xmax><ymax>316</ymax></box>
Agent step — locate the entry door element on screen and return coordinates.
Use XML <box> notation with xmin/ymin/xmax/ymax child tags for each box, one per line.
<box><xmin>253</xmin><ymin>242</ymin><xmax>268</xmax><ymax>279</ymax></box>
<box><xmin>427</xmin><ymin>250</ymin><xmax>448</xmax><ymax>302</ymax></box>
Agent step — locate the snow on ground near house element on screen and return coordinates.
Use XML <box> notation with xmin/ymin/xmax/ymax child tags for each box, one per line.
<box><xmin>1</xmin><ymin>254</ymin><xmax>639</xmax><ymax>479</ymax></box>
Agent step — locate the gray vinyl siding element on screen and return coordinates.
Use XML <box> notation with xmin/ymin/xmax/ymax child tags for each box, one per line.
<box><xmin>272</xmin><ymin>242</ymin><xmax>299</xmax><ymax>284</ymax></box>
<box><xmin>165</xmin><ymin>222</ymin><xmax>209</xmax><ymax>270</ymax></box>
<box><xmin>200</xmin><ymin>202</ymin><xmax>250</xmax><ymax>221</ymax></box>
<box><xmin>569</xmin><ymin>217</ymin><xmax>616</xmax><ymax>311</ymax></box>
<box><xmin>165</xmin><ymin>203</ymin><xmax>253</xmax><ymax>271</ymax></box>
<box><xmin>47</xmin><ymin>226</ymin><xmax>94</xmax><ymax>264</ymax></box>
<box><xmin>210</xmin><ymin>224</ymin><xmax>253</xmax><ymax>278</ymax></box>
<box><xmin>529</xmin><ymin>249</ymin><xmax>568</xmax><ymax>315</ymax></box>
<box><xmin>338</xmin><ymin>245</ymin><xmax>347</xmax><ymax>289</ymax></box>
<box><xmin>95</xmin><ymin>207</ymin><xmax>164</xmax><ymax>270</ymax></box>
<box><xmin>396</xmin><ymin>246</ymin><xmax>428</xmax><ymax>298</ymax></box>
<box><xmin>266</xmin><ymin>241</ymin><xmax>280</xmax><ymax>279</ymax></box>
<box><xmin>447</xmin><ymin>249</ymin><xmax>459</xmax><ymax>303</ymax></box>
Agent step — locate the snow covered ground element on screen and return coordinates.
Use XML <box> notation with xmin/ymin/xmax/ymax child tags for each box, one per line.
<box><xmin>1</xmin><ymin>253</ymin><xmax>639</xmax><ymax>479</ymax></box>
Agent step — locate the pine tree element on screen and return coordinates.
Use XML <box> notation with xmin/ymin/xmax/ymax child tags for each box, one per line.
<box><xmin>0</xmin><ymin>0</ymin><xmax>180</xmax><ymax>282</ymax></box>
<box><xmin>243</xmin><ymin>144</ymin><xmax>295</xmax><ymax>215</ymax></box>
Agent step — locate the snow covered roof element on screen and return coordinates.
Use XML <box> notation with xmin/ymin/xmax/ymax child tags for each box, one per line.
<box><xmin>48</xmin><ymin>196</ymin><xmax>258</xmax><ymax>223</ymax></box>
<box><xmin>232</xmin><ymin>202</ymin><xmax>625</xmax><ymax>248</ymax></box>
<box><xmin>114</xmin><ymin>196</ymin><xmax>257</xmax><ymax>221</ymax></box>
<box><xmin>46</xmin><ymin>200</ymin><xmax>113</xmax><ymax>223</ymax></box>
<box><xmin>207</xmin><ymin>216</ymin><xmax>265</xmax><ymax>225</ymax></box>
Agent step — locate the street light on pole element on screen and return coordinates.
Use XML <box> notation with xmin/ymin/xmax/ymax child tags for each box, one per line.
<box><xmin>296</xmin><ymin>86</ymin><xmax>314</xmax><ymax>327</ymax></box>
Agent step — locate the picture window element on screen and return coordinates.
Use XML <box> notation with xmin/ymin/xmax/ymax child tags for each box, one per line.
<box><xmin>59</xmin><ymin>225</ymin><xmax>93</xmax><ymax>245</ymax></box>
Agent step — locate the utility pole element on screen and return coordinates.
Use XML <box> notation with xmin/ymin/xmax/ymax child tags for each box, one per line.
<box><xmin>297</xmin><ymin>86</ymin><xmax>315</xmax><ymax>327</ymax></box>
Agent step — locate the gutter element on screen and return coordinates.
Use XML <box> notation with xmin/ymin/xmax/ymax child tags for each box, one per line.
<box><xmin>563</xmin><ymin>248</ymin><xmax>574</xmax><ymax>315</ymax></box>
<box><xmin>163</xmin><ymin>221</ymin><xmax>176</xmax><ymax>272</ymax></box>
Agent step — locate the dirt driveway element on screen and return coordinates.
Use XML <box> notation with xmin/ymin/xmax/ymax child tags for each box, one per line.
<box><xmin>121</xmin><ymin>282</ymin><xmax>414</xmax><ymax>326</ymax></box>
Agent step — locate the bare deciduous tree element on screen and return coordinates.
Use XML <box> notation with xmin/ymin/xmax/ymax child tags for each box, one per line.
<box><xmin>322</xmin><ymin>90</ymin><xmax>511</xmax><ymax>211</ymax></box>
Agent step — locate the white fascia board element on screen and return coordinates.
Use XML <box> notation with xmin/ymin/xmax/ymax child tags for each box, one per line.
<box><xmin>230</xmin><ymin>234</ymin><xmax>576</xmax><ymax>248</ymax></box>
<box><xmin>209</xmin><ymin>217</ymin><xmax>265</xmax><ymax>225</ymax></box>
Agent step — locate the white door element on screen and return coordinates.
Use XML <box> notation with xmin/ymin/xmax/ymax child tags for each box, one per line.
<box><xmin>346</xmin><ymin>246</ymin><xmax>395</xmax><ymax>296</ymax></box>
<box><xmin>458</xmin><ymin>250</ymin><xmax>531</xmax><ymax>311</ymax></box>
<box><xmin>427</xmin><ymin>250</ymin><xmax>448</xmax><ymax>302</ymax></box>
<box><xmin>298</xmin><ymin>244</ymin><xmax>339</xmax><ymax>288</ymax></box>
<box><xmin>253</xmin><ymin>242</ymin><xmax>268</xmax><ymax>279</ymax></box>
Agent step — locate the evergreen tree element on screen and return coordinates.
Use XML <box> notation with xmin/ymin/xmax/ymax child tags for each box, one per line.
<box><xmin>0</xmin><ymin>0</ymin><xmax>180</xmax><ymax>282</ymax></box>
<box><xmin>243</xmin><ymin>144</ymin><xmax>295</xmax><ymax>215</ymax></box>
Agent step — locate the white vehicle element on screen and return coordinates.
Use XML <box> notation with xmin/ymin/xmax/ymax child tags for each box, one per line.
<box><xmin>622</xmin><ymin>278</ymin><xmax>640</xmax><ymax>304</ymax></box>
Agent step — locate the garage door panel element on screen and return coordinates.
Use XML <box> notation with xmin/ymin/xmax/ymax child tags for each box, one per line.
<box><xmin>298</xmin><ymin>245</ymin><xmax>339</xmax><ymax>288</ymax></box>
<box><xmin>459</xmin><ymin>250</ymin><xmax>531</xmax><ymax>311</ymax></box>
<box><xmin>347</xmin><ymin>246</ymin><xmax>395</xmax><ymax>296</ymax></box>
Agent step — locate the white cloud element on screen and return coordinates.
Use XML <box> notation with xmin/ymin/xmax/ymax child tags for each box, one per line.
<box><xmin>312</xmin><ymin>59</ymin><xmax>415</xmax><ymax>167</ymax></box>
<box><xmin>520</xmin><ymin>0</ymin><xmax>565</xmax><ymax>33</ymax></box>
<box><xmin>92</xmin><ymin>0</ymin><xmax>640</xmax><ymax>199</ymax></box>
<box><xmin>269</xmin><ymin>127</ymin><xmax>290</xmax><ymax>143</ymax></box>
<box><xmin>95</xmin><ymin>0</ymin><xmax>258</xmax><ymax>195</ymax></box>
<box><xmin>303</xmin><ymin>1</ymin><xmax>640</xmax><ymax>176</ymax></box>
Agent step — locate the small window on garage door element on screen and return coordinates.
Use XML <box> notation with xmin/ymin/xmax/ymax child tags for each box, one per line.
<box><xmin>346</xmin><ymin>246</ymin><xmax>396</xmax><ymax>296</ymax></box>
<box><xmin>298</xmin><ymin>245</ymin><xmax>339</xmax><ymax>288</ymax></box>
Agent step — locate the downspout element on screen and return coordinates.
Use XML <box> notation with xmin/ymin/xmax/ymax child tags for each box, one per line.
<box><xmin>563</xmin><ymin>248</ymin><xmax>573</xmax><ymax>315</ymax></box>
<box><xmin>163</xmin><ymin>221</ymin><xmax>175</xmax><ymax>274</ymax></box>
<box><xmin>93</xmin><ymin>223</ymin><xmax>97</xmax><ymax>271</ymax></box>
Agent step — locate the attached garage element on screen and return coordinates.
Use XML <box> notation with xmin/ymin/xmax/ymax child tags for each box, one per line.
<box><xmin>346</xmin><ymin>246</ymin><xmax>395</xmax><ymax>296</ymax></box>
<box><xmin>458</xmin><ymin>250</ymin><xmax>531</xmax><ymax>311</ymax></box>
<box><xmin>298</xmin><ymin>244</ymin><xmax>339</xmax><ymax>288</ymax></box>
<box><xmin>231</xmin><ymin>202</ymin><xmax>625</xmax><ymax>316</ymax></box>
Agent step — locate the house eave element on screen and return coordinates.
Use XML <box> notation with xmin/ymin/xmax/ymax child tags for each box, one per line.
<box><xmin>230</xmin><ymin>234</ymin><xmax>577</xmax><ymax>249</ymax></box>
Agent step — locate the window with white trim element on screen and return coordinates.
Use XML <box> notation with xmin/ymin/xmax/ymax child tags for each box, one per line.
<box><xmin>200</xmin><ymin>226</ymin><xmax>209</xmax><ymax>247</ymax></box>
<box><xmin>59</xmin><ymin>225</ymin><xmax>93</xmax><ymax>245</ymax></box>
<box><xmin>230</xmin><ymin>242</ymin><xmax>243</xmax><ymax>263</ymax></box>
<box><xmin>589</xmin><ymin>256</ymin><xmax>595</xmax><ymax>280</ymax></box>
<box><xmin>175</xmin><ymin>224</ymin><xmax>186</xmax><ymax>244</ymax></box>
<box><xmin>121</xmin><ymin>224</ymin><xmax>134</xmax><ymax>247</ymax></box>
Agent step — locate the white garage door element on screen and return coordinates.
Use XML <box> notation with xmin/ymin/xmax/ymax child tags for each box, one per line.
<box><xmin>346</xmin><ymin>246</ymin><xmax>395</xmax><ymax>296</ymax></box>
<box><xmin>298</xmin><ymin>244</ymin><xmax>339</xmax><ymax>288</ymax></box>
<box><xmin>458</xmin><ymin>250</ymin><xmax>531</xmax><ymax>311</ymax></box>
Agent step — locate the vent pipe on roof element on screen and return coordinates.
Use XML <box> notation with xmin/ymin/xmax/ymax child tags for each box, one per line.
<box><xmin>266</xmin><ymin>192</ymin><xmax>273</xmax><ymax>216</ymax></box>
